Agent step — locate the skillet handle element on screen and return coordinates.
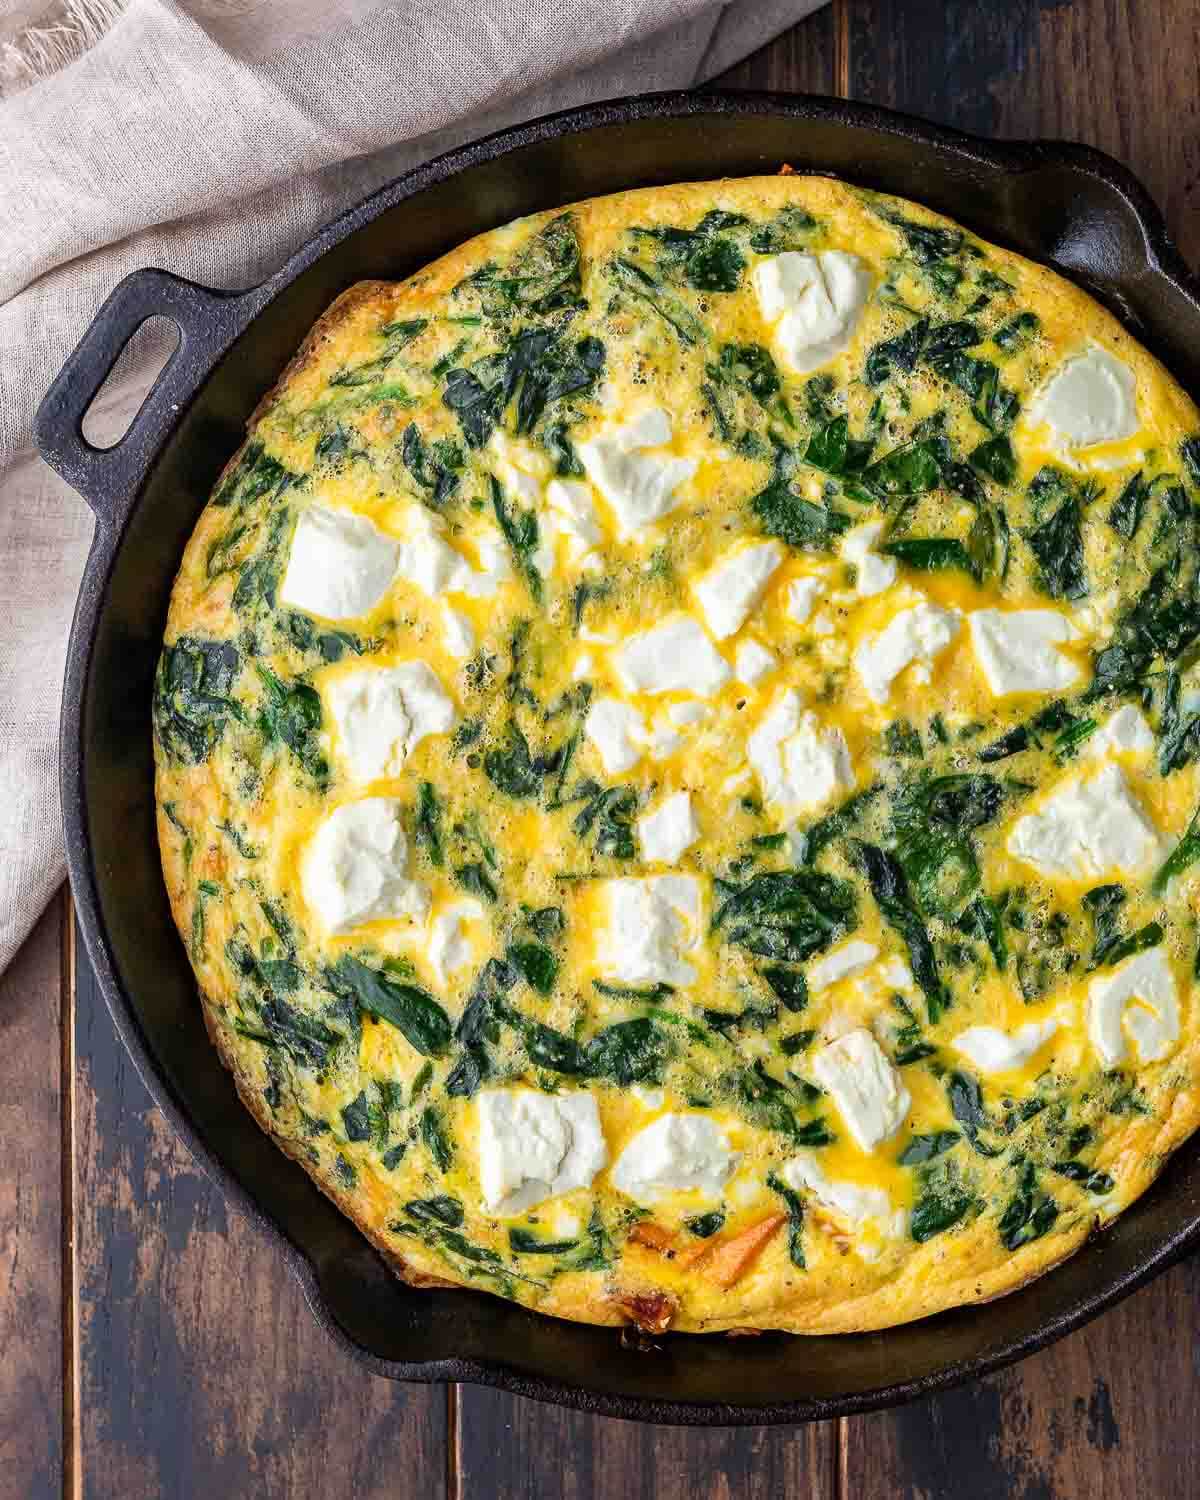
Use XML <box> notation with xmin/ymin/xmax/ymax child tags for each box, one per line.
<box><xmin>34</xmin><ymin>268</ymin><xmax>248</xmax><ymax>530</ymax></box>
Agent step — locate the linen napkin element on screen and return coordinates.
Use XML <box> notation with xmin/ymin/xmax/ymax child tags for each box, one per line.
<box><xmin>0</xmin><ymin>0</ymin><xmax>825</xmax><ymax>974</ymax></box>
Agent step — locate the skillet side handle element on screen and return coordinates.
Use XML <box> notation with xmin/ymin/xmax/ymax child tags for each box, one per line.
<box><xmin>34</xmin><ymin>268</ymin><xmax>246</xmax><ymax>530</ymax></box>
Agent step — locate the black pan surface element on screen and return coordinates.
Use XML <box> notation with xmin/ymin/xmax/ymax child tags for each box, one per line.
<box><xmin>35</xmin><ymin>92</ymin><xmax>1200</xmax><ymax>1424</ymax></box>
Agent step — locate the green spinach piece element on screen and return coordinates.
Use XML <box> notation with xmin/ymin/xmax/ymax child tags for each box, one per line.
<box><xmin>997</xmin><ymin>1160</ymin><xmax>1059</xmax><ymax>1250</ymax></box>
<box><xmin>420</xmin><ymin>1106</ymin><xmax>453</xmax><ymax>1171</ymax></box>
<box><xmin>404</xmin><ymin>1195</ymin><xmax>464</xmax><ymax>1228</ymax></box>
<box><xmin>992</xmin><ymin>311</ymin><xmax>1039</xmax><ymax>351</ymax></box>
<box><xmin>255</xmin><ymin>664</ymin><xmax>327</xmax><ymax>784</ymax></box>
<box><xmin>883</xmin><ymin>535</ymin><xmax>980</xmax><ymax>582</ymax></box>
<box><xmin>609</xmin><ymin>257</ymin><xmax>706</xmax><ymax>346</ymax></box>
<box><xmin>1109</xmin><ymin>470</ymin><xmax>1148</xmax><ymax>539</ymax></box>
<box><xmin>572</xmin><ymin>783</ymin><xmax>638</xmax><ymax>859</ymax></box>
<box><xmin>898</xmin><ymin>1130</ymin><xmax>960</xmax><ymax>1166</ymax></box>
<box><xmin>506</xmin><ymin>941</ymin><xmax>558</xmax><ymax>994</ymax></box>
<box><xmin>910</xmin><ymin>1162</ymin><xmax>976</xmax><ymax>1243</ymax></box>
<box><xmin>585</xmin><ymin>1017</ymin><xmax>671</xmax><ymax>1086</ymax></box>
<box><xmin>153</xmin><ymin>637</ymin><xmax>241</xmax><ymax>764</ymax></box>
<box><xmin>415</xmin><ymin>782</ymin><xmax>444</xmax><ymax>867</ymax></box>
<box><xmin>1027</xmin><ymin>489</ymin><xmax>1088</xmax><ymax>600</ymax></box>
<box><xmin>1153</xmin><ymin>800</ymin><xmax>1200</xmax><ymax>893</ymax></box>
<box><xmin>400</xmin><ymin>423</ymin><xmax>463</xmax><ymax>507</ymax></box>
<box><xmin>766</xmin><ymin>1171</ymin><xmax>806</xmax><ymax>1269</ymax></box>
<box><xmin>752</xmin><ymin>444</ymin><xmax>852</xmax><ymax>552</ymax></box>
<box><xmin>491</xmin><ymin>475</ymin><xmax>543</xmax><ymax>603</ymax></box>
<box><xmin>508</xmin><ymin>1227</ymin><xmax>580</xmax><ymax>1255</ymax></box>
<box><xmin>852</xmin><ymin>840</ymin><xmax>949</xmax><ymax>1021</ymax></box>
<box><xmin>712</xmin><ymin>870</ymin><xmax>857</xmax><ymax>963</ymax></box>
<box><xmin>328</xmin><ymin>956</ymin><xmax>452</xmax><ymax>1056</ymax></box>
<box><xmin>947</xmin><ymin>1070</ymin><xmax>1002</xmax><ymax>1158</ymax></box>
<box><xmin>455</xmin><ymin>862</ymin><xmax>498</xmax><ymax>904</ymax></box>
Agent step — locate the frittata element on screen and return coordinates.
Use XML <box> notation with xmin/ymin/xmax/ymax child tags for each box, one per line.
<box><xmin>153</xmin><ymin>176</ymin><xmax>1200</xmax><ymax>1335</ymax></box>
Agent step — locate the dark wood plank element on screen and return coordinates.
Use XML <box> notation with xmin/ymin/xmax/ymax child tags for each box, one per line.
<box><xmin>73</xmin><ymin>920</ymin><xmax>449</xmax><ymax>1500</ymax></box>
<box><xmin>451</xmin><ymin>12</ymin><xmax>846</xmax><ymax>1497</ymax></box>
<box><xmin>454</xmin><ymin>1390</ymin><xmax>837</xmax><ymax>1500</ymax></box>
<box><xmin>0</xmin><ymin>894</ymin><xmax>65</xmax><ymax>1500</ymax></box>
<box><xmin>842</xmin><ymin>1259</ymin><xmax>1200</xmax><ymax>1500</ymax></box>
<box><xmin>838</xmin><ymin>0</ymin><xmax>1200</xmax><ymax>1492</ymax></box>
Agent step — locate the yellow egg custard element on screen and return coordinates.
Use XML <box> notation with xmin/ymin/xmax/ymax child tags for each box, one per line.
<box><xmin>154</xmin><ymin>177</ymin><xmax>1200</xmax><ymax>1335</ymax></box>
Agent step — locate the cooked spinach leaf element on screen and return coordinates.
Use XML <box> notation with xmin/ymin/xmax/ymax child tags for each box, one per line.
<box><xmin>153</xmin><ymin>637</ymin><xmax>241</xmax><ymax>764</ymax></box>
<box><xmin>712</xmin><ymin>870</ymin><xmax>857</xmax><ymax>963</ymax></box>
<box><xmin>400</xmin><ymin>423</ymin><xmax>463</xmax><ymax>507</ymax></box>
<box><xmin>255</xmin><ymin>664</ymin><xmax>327</xmax><ymax>784</ymax></box>
<box><xmin>766</xmin><ymin>1171</ymin><xmax>806</xmax><ymax>1269</ymax></box>
<box><xmin>852</xmin><ymin>840</ymin><xmax>949</xmax><ymax>1020</ymax></box>
<box><xmin>997</xmin><ymin>1159</ymin><xmax>1058</xmax><ymax>1250</ymax></box>
<box><xmin>329</xmin><ymin>956</ymin><xmax>452</xmax><ymax>1056</ymax></box>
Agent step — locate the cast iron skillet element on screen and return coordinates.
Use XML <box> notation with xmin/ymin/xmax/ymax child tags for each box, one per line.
<box><xmin>35</xmin><ymin>91</ymin><xmax>1200</xmax><ymax>1425</ymax></box>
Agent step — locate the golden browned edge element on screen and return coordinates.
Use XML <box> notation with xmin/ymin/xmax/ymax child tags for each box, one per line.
<box><xmin>156</xmin><ymin>174</ymin><xmax>1200</xmax><ymax>1337</ymax></box>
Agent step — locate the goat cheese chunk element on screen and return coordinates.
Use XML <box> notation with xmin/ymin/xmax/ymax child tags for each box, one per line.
<box><xmin>747</xmin><ymin>688</ymin><xmax>854</xmax><ymax>817</ymax></box>
<box><xmin>477</xmin><ymin>1088</ymin><xmax>607</xmax><ymax>1215</ymax></box>
<box><xmin>614</xmin><ymin>615</ymin><xmax>732</xmax><ymax>697</ymax></box>
<box><xmin>808</xmin><ymin>938</ymin><xmax>880</xmax><ymax>993</ymax></box>
<box><xmin>1007</xmin><ymin>762</ymin><xmax>1160</xmax><ymax>881</ymax></box>
<box><xmin>598</xmin><ymin>875</ymin><xmax>701</xmax><ymax>988</ymax></box>
<box><xmin>952</xmin><ymin>1019</ymin><xmax>1059</xmax><ymax>1075</ymax></box>
<box><xmin>301</xmin><ymin>798</ymin><xmax>429</xmax><ymax>934</ymax></box>
<box><xmin>840</xmin><ymin>520</ymin><xmax>898</xmax><ymax>598</ymax></box>
<box><xmin>752</xmin><ymin>250</ymin><xmax>872</xmax><ymax>374</ymax></box>
<box><xmin>1031</xmin><ymin>344</ymin><xmax>1139</xmax><ymax>450</ymax></box>
<box><xmin>810</xmin><ymin>1028</ymin><xmax>910</xmax><ymax>1153</ymax></box>
<box><xmin>393</xmin><ymin>506</ymin><xmax>504</xmax><ymax>599</ymax></box>
<box><xmin>968</xmin><ymin>608</ymin><xmax>1082</xmax><ymax>696</ymax></box>
<box><xmin>637</xmin><ymin>790</ymin><xmax>700</xmax><ymax>864</ymax></box>
<box><xmin>577</xmin><ymin>408</ymin><xmax>697</xmax><ymax>538</ymax></box>
<box><xmin>428</xmin><ymin>899</ymin><xmax>484</xmax><ymax>985</ymax></box>
<box><xmin>781</xmin><ymin>1150</ymin><xmax>906</xmax><ymax>1241</ymax></box>
<box><xmin>585</xmin><ymin>696</ymin><xmax>648</xmax><ymax>775</ymax></box>
<box><xmin>546</xmin><ymin>478</ymin><xmax>603</xmax><ymax>563</ymax></box>
<box><xmin>610</xmin><ymin>1112</ymin><xmax>737</xmax><ymax>1204</ymax></box>
<box><xmin>785</xmin><ymin>576</ymin><xmax>825</xmax><ymax>624</ymax></box>
<box><xmin>854</xmin><ymin>601</ymin><xmax>960</xmax><ymax>705</ymax></box>
<box><xmin>1087</xmin><ymin>946</ymin><xmax>1180</xmax><ymax>1067</ymax></box>
<box><xmin>280</xmin><ymin>504</ymin><xmax>398</xmax><ymax>620</ymax></box>
<box><xmin>442</xmin><ymin>605</ymin><xmax>475</xmax><ymax>659</ymax></box>
<box><xmin>324</xmin><ymin>662</ymin><xmax>455</xmax><ymax>782</ymax></box>
<box><xmin>1085</xmin><ymin>704</ymin><xmax>1155</xmax><ymax>759</ymax></box>
<box><xmin>734</xmin><ymin>638</ymin><xmax>777</xmax><ymax>685</ymax></box>
<box><xmin>692</xmin><ymin>541</ymin><xmax>783</xmax><ymax>640</ymax></box>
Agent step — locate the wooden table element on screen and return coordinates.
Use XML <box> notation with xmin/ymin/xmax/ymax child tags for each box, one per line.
<box><xmin>6</xmin><ymin>1</ymin><xmax>1200</xmax><ymax>1494</ymax></box>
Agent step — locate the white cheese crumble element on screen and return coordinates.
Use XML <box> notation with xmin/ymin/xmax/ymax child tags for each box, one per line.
<box><xmin>780</xmin><ymin>1150</ymin><xmax>906</xmax><ymax>1241</ymax></box>
<box><xmin>324</xmin><ymin>661</ymin><xmax>455</xmax><ymax>782</ymax></box>
<box><xmin>585</xmin><ymin>696</ymin><xmax>647</xmax><ymax>775</ymax></box>
<box><xmin>597</xmin><ymin>875</ymin><xmax>701</xmax><ymax>988</ymax></box>
<box><xmin>393</xmin><ymin>506</ymin><xmax>504</xmax><ymax>599</ymax></box>
<box><xmin>752</xmin><ymin>250</ymin><xmax>872</xmax><ymax>374</ymax></box>
<box><xmin>546</xmin><ymin>478</ymin><xmax>603</xmax><ymax>564</ymax></box>
<box><xmin>442</xmin><ymin>604</ymin><xmax>475</xmax><ymax>659</ymax></box>
<box><xmin>577</xmin><ymin>408</ymin><xmax>697</xmax><ymax>538</ymax></box>
<box><xmin>853</xmin><ymin>601</ymin><xmax>960</xmax><ymax>705</ymax></box>
<box><xmin>1031</xmin><ymin>344</ymin><xmax>1140</xmax><ymax>450</ymax></box>
<box><xmin>785</xmin><ymin>575</ymin><xmax>825</xmax><ymax>624</ymax></box>
<box><xmin>808</xmin><ymin>938</ymin><xmax>880</xmax><ymax>992</ymax></box>
<box><xmin>968</xmin><ymin>608</ymin><xmax>1082</xmax><ymax>696</ymax></box>
<box><xmin>301</xmin><ymin>798</ymin><xmax>429</xmax><ymax>934</ymax></box>
<box><xmin>610</xmin><ymin>1112</ymin><xmax>737</xmax><ymax>1204</ymax></box>
<box><xmin>691</xmin><ymin>540</ymin><xmax>783</xmax><ymax>640</ymax></box>
<box><xmin>637</xmin><ymin>790</ymin><xmax>700</xmax><ymax>864</ymax></box>
<box><xmin>840</xmin><ymin>520</ymin><xmax>898</xmax><ymax>598</ymax></box>
<box><xmin>1007</xmin><ymin>762</ymin><xmax>1161</xmax><ymax>881</ymax></box>
<box><xmin>747</xmin><ymin>688</ymin><xmax>854</xmax><ymax>817</ymax></box>
<box><xmin>1085</xmin><ymin>704</ymin><xmax>1155</xmax><ymax>759</ymax></box>
<box><xmin>734</xmin><ymin>638</ymin><xmax>777</xmax><ymax>685</ymax></box>
<box><xmin>613</xmin><ymin>615</ymin><xmax>732</xmax><ymax>697</ymax></box>
<box><xmin>279</xmin><ymin>505</ymin><xmax>398</xmax><ymax>620</ymax></box>
<box><xmin>810</xmin><ymin>1028</ymin><xmax>911</xmax><ymax>1153</ymax></box>
<box><xmin>477</xmin><ymin>1088</ymin><xmax>607</xmax><ymax>1215</ymax></box>
<box><xmin>952</xmin><ymin>1019</ymin><xmax>1059</xmax><ymax>1075</ymax></box>
<box><xmin>1087</xmin><ymin>946</ymin><xmax>1180</xmax><ymax>1066</ymax></box>
<box><xmin>428</xmin><ymin>899</ymin><xmax>484</xmax><ymax>985</ymax></box>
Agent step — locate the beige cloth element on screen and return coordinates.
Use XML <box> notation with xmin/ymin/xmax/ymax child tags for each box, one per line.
<box><xmin>0</xmin><ymin>0</ymin><xmax>823</xmax><ymax>973</ymax></box>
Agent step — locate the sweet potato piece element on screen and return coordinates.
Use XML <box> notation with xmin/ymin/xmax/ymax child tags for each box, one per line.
<box><xmin>692</xmin><ymin>1213</ymin><xmax>785</xmax><ymax>1290</ymax></box>
<box><xmin>614</xmin><ymin>1289</ymin><xmax>679</xmax><ymax>1334</ymax></box>
<box><xmin>629</xmin><ymin>1221</ymin><xmax>677</xmax><ymax>1256</ymax></box>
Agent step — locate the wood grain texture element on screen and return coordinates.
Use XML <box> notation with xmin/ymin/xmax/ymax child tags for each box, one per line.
<box><xmin>72</xmin><ymin>926</ymin><xmax>449</xmax><ymax>1500</ymax></box>
<box><xmin>0</xmin><ymin>895</ymin><xmax>65</xmax><ymax>1500</ymax></box>
<box><xmin>838</xmin><ymin>0</ymin><xmax>1200</xmax><ymax>1492</ymax></box>
<box><xmin>52</xmin><ymin>4</ymin><xmax>1200</xmax><ymax>1499</ymax></box>
<box><xmin>452</xmin><ymin>1389</ymin><xmax>838</xmax><ymax>1500</ymax></box>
